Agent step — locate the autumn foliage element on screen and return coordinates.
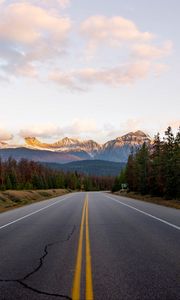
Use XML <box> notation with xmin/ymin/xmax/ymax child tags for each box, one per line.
<box><xmin>0</xmin><ymin>157</ymin><xmax>114</xmax><ymax>191</ymax></box>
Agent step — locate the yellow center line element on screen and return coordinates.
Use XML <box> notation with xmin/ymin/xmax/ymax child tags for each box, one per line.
<box><xmin>85</xmin><ymin>195</ymin><xmax>94</xmax><ymax>300</ymax></box>
<box><xmin>72</xmin><ymin>198</ymin><xmax>87</xmax><ymax>300</ymax></box>
<box><xmin>72</xmin><ymin>194</ymin><xmax>94</xmax><ymax>300</ymax></box>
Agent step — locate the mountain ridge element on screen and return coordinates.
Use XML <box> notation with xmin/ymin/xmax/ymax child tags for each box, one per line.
<box><xmin>0</xmin><ymin>130</ymin><xmax>151</xmax><ymax>163</ymax></box>
<box><xmin>24</xmin><ymin>130</ymin><xmax>151</xmax><ymax>151</ymax></box>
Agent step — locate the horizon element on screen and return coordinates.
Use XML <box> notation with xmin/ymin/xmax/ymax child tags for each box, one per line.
<box><xmin>0</xmin><ymin>0</ymin><xmax>179</xmax><ymax>143</ymax></box>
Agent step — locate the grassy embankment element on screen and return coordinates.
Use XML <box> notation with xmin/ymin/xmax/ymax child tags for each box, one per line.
<box><xmin>0</xmin><ymin>189</ymin><xmax>70</xmax><ymax>213</ymax></box>
<box><xmin>114</xmin><ymin>191</ymin><xmax>180</xmax><ymax>209</ymax></box>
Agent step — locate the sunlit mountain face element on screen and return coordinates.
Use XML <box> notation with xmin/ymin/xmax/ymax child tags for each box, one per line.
<box><xmin>0</xmin><ymin>131</ymin><xmax>151</xmax><ymax>163</ymax></box>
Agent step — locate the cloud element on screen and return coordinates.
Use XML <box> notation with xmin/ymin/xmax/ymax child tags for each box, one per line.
<box><xmin>104</xmin><ymin>118</ymin><xmax>180</xmax><ymax>141</ymax></box>
<box><xmin>80</xmin><ymin>15</ymin><xmax>154</xmax><ymax>55</ymax></box>
<box><xmin>0</xmin><ymin>2</ymin><xmax>71</xmax><ymax>78</ymax></box>
<box><xmin>11</xmin><ymin>118</ymin><xmax>180</xmax><ymax>144</ymax></box>
<box><xmin>49</xmin><ymin>70</ymin><xmax>83</xmax><ymax>91</ymax></box>
<box><xmin>81</xmin><ymin>15</ymin><xmax>153</xmax><ymax>42</ymax></box>
<box><xmin>76</xmin><ymin>16</ymin><xmax>172</xmax><ymax>89</ymax></box>
<box><xmin>0</xmin><ymin>3</ymin><xmax>71</xmax><ymax>44</ymax></box>
<box><xmin>0</xmin><ymin>128</ymin><xmax>13</xmax><ymax>141</ymax></box>
<box><xmin>77</xmin><ymin>61</ymin><xmax>151</xmax><ymax>85</ymax></box>
<box><xmin>63</xmin><ymin>119</ymin><xmax>98</xmax><ymax>135</ymax></box>
<box><xmin>50</xmin><ymin>60</ymin><xmax>154</xmax><ymax>89</ymax></box>
<box><xmin>132</xmin><ymin>41</ymin><xmax>173</xmax><ymax>59</ymax></box>
<box><xmin>104</xmin><ymin>118</ymin><xmax>149</xmax><ymax>140</ymax></box>
<box><xmin>19</xmin><ymin>124</ymin><xmax>62</xmax><ymax>139</ymax></box>
<box><xmin>0</xmin><ymin>4</ymin><xmax>172</xmax><ymax>89</ymax></box>
<box><xmin>57</xmin><ymin>0</ymin><xmax>70</xmax><ymax>8</ymax></box>
<box><xmin>31</xmin><ymin>0</ymin><xmax>71</xmax><ymax>9</ymax></box>
<box><xmin>0</xmin><ymin>0</ymin><xmax>71</xmax><ymax>9</ymax></box>
<box><xmin>19</xmin><ymin>119</ymin><xmax>98</xmax><ymax>140</ymax></box>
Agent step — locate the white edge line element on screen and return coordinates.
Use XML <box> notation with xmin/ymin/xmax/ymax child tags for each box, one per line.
<box><xmin>103</xmin><ymin>194</ymin><xmax>180</xmax><ymax>231</ymax></box>
<box><xmin>0</xmin><ymin>194</ymin><xmax>73</xmax><ymax>230</ymax></box>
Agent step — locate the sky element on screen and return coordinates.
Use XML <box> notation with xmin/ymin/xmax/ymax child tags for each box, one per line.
<box><xmin>0</xmin><ymin>0</ymin><xmax>179</xmax><ymax>144</ymax></box>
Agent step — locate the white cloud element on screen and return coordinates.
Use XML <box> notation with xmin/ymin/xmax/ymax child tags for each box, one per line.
<box><xmin>19</xmin><ymin>120</ymin><xmax>96</xmax><ymax>138</ymax></box>
<box><xmin>0</xmin><ymin>128</ymin><xmax>13</xmax><ymax>141</ymax></box>
<box><xmin>132</xmin><ymin>41</ymin><xmax>173</xmax><ymax>59</ymax></box>
<box><xmin>0</xmin><ymin>0</ymin><xmax>71</xmax><ymax>9</ymax></box>
<box><xmin>0</xmin><ymin>3</ymin><xmax>71</xmax><ymax>44</ymax></box>
<box><xmin>0</xmin><ymin>2</ymin><xmax>71</xmax><ymax>78</ymax></box>
<box><xmin>31</xmin><ymin>0</ymin><xmax>71</xmax><ymax>9</ymax></box>
<box><xmin>57</xmin><ymin>0</ymin><xmax>70</xmax><ymax>8</ymax></box>
<box><xmin>19</xmin><ymin>119</ymin><xmax>98</xmax><ymax>140</ymax></box>
<box><xmin>0</xmin><ymin>4</ymin><xmax>172</xmax><ymax>89</ymax></box>
<box><xmin>80</xmin><ymin>15</ymin><xmax>154</xmax><ymax>55</ymax></box>
<box><xmin>19</xmin><ymin>124</ymin><xmax>62</xmax><ymax>139</ymax></box>
<box><xmin>10</xmin><ymin>118</ymin><xmax>180</xmax><ymax>143</ymax></box>
<box><xmin>78</xmin><ymin>61</ymin><xmax>151</xmax><ymax>85</ymax></box>
<box><xmin>63</xmin><ymin>119</ymin><xmax>98</xmax><ymax>135</ymax></box>
<box><xmin>49</xmin><ymin>70</ymin><xmax>83</xmax><ymax>91</ymax></box>
<box><xmin>81</xmin><ymin>15</ymin><xmax>153</xmax><ymax>41</ymax></box>
<box><xmin>50</xmin><ymin>60</ymin><xmax>153</xmax><ymax>89</ymax></box>
<box><xmin>104</xmin><ymin>118</ymin><xmax>148</xmax><ymax>140</ymax></box>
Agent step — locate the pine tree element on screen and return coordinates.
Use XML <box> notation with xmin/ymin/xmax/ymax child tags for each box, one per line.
<box><xmin>149</xmin><ymin>133</ymin><xmax>164</xmax><ymax>196</ymax></box>
<box><xmin>173</xmin><ymin>128</ymin><xmax>180</xmax><ymax>198</ymax></box>
<box><xmin>136</xmin><ymin>143</ymin><xmax>149</xmax><ymax>194</ymax></box>
<box><xmin>163</xmin><ymin>127</ymin><xmax>175</xmax><ymax>199</ymax></box>
<box><xmin>125</xmin><ymin>154</ymin><xmax>135</xmax><ymax>191</ymax></box>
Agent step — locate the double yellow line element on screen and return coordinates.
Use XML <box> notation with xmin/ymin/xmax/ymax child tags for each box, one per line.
<box><xmin>72</xmin><ymin>194</ymin><xmax>94</xmax><ymax>300</ymax></box>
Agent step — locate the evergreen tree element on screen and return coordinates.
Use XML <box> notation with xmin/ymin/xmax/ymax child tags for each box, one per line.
<box><xmin>163</xmin><ymin>126</ymin><xmax>175</xmax><ymax>199</ymax></box>
<box><xmin>135</xmin><ymin>143</ymin><xmax>149</xmax><ymax>194</ymax></box>
<box><xmin>123</xmin><ymin>126</ymin><xmax>180</xmax><ymax>200</ymax></box>
<box><xmin>125</xmin><ymin>154</ymin><xmax>135</xmax><ymax>191</ymax></box>
<box><xmin>149</xmin><ymin>133</ymin><xmax>164</xmax><ymax>196</ymax></box>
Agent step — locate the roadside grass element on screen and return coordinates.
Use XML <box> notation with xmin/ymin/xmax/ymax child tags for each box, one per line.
<box><xmin>0</xmin><ymin>189</ymin><xmax>70</xmax><ymax>213</ymax></box>
<box><xmin>113</xmin><ymin>191</ymin><xmax>180</xmax><ymax>209</ymax></box>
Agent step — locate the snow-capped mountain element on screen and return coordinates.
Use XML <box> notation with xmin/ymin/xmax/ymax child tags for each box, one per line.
<box><xmin>25</xmin><ymin>137</ymin><xmax>101</xmax><ymax>155</ymax></box>
<box><xmin>24</xmin><ymin>131</ymin><xmax>151</xmax><ymax>162</ymax></box>
<box><xmin>98</xmin><ymin>131</ymin><xmax>151</xmax><ymax>162</ymax></box>
<box><xmin>0</xmin><ymin>131</ymin><xmax>151</xmax><ymax>163</ymax></box>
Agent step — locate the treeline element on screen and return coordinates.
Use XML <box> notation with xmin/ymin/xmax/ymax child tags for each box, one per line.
<box><xmin>0</xmin><ymin>157</ymin><xmax>115</xmax><ymax>191</ymax></box>
<box><xmin>113</xmin><ymin>126</ymin><xmax>180</xmax><ymax>200</ymax></box>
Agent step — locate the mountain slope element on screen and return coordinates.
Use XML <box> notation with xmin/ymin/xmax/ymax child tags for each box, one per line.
<box><xmin>0</xmin><ymin>130</ymin><xmax>152</xmax><ymax>163</ymax></box>
<box><xmin>42</xmin><ymin>160</ymin><xmax>126</xmax><ymax>176</ymax></box>
<box><xmin>0</xmin><ymin>148</ymin><xmax>81</xmax><ymax>163</ymax></box>
<box><xmin>98</xmin><ymin>131</ymin><xmax>151</xmax><ymax>162</ymax></box>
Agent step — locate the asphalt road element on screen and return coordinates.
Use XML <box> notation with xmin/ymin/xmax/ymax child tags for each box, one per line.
<box><xmin>0</xmin><ymin>192</ymin><xmax>179</xmax><ymax>300</ymax></box>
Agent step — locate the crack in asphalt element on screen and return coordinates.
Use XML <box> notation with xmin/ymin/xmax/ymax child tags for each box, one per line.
<box><xmin>0</xmin><ymin>225</ymin><xmax>76</xmax><ymax>299</ymax></box>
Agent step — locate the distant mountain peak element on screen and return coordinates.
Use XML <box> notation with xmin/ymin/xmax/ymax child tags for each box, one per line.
<box><xmin>134</xmin><ymin>130</ymin><xmax>149</xmax><ymax>137</ymax></box>
<box><xmin>119</xmin><ymin>130</ymin><xmax>151</xmax><ymax>143</ymax></box>
<box><xmin>61</xmin><ymin>137</ymin><xmax>77</xmax><ymax>143</ymax></box>
<box><xmin>25</xmin><ymin>137</ymin><xmax>48</xmax><ymax>148</ymax></box>
<box><xmin>0</xmin><ymin>129</ymin><xmax>152</xmax><ymax>163</ymax></box>
<box><xmin>24</xmin><ymin>131</ymin><xmax>151</xmax><ymax>150</ymax></box>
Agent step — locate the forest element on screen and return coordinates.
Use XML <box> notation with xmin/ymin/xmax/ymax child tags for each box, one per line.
<box><xmin>112</xmin><ymin>126</ymin><xmax>180</xmax><ymax>200</ymax></box>
<box><xmin>0</xmin><ymin>126</ymin><xmax>179</xmax><ymax>198</ymax></box>
<box><xmin>0</xmin><ymin>157</ymin><xmax>114</xmax><ymax>192</ymax></box>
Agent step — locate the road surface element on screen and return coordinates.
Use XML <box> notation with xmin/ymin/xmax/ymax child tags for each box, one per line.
<box><xmin>0</xmin><ymin>192</ymin><xmax>179</xmax><ymax>299</ymax></box>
